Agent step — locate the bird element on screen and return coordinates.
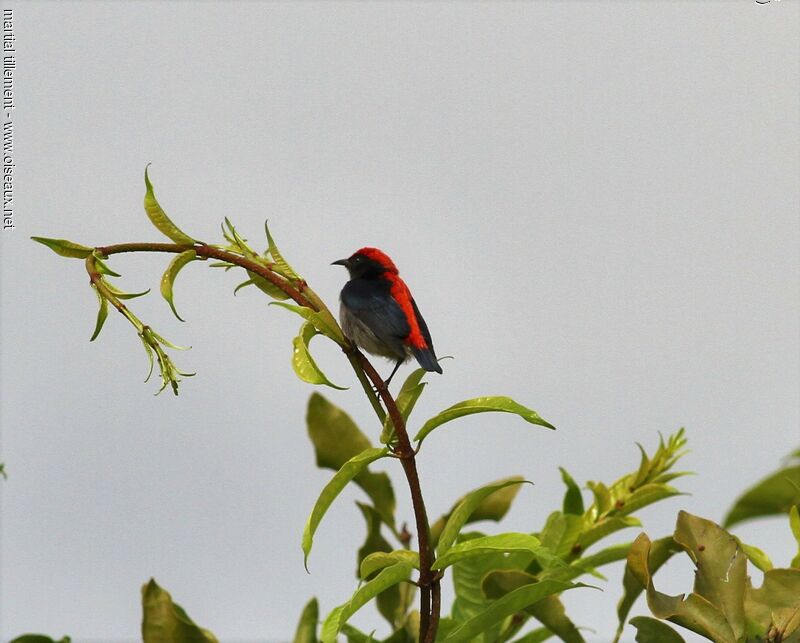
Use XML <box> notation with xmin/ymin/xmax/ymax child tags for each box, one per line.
<box><xmin>332</xmin><ymin>247</ymin><xmax>442</xmax><ymax>387</ymax></box>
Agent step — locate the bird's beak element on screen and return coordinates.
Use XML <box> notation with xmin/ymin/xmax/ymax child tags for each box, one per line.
<box><xmin>331</xmin><ymin>258</ymin><xmax>349</xmax><ymax>267</ymax></box>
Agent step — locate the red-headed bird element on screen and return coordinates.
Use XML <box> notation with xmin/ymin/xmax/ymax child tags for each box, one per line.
<box><xmin>332</xmin><ymin>247</ymin><xmax>442</xmax><ymax>386</ymax></box>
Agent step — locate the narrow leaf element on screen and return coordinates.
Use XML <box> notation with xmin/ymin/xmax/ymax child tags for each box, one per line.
<box><xmin>90</xmin><ymin>286</ymin><xmax>109</xmax><ymax>341</ymax></box>
<box><xmin>433</xmin><ymin>533</ymin><xmax>544</xmax><ymax>571</ymax></box>
<box><xmin>160</xmin><ymin>249</ymin><xmax>197</xmax><ymax>321</ymax></box>
<box><xmin>302</xmin><ymin>447</ymin><xmax>390</xmax><ymax>569</ymax></box>
<box><xmin>790</xmin><ymin>505</ymin><xmax>800</xmax><ymax>568</ymax></box>
<box><xmin>31</xmin><ymin>236</ymin><xmax>92</xmax><ymax>259</ymax></box>
<box><xmin>414</xmin><ymin>396</ymin><xmax>555</xmax><ymax>444</ymax></box>
<box><xmin>320</xmin><ymin>563</ymin><xmax>413</xmax><ymax>643</ymax></box>
<box><xmin>141</xmin><ymin>578</ymin><xmax>218</xmax><ymax>643</ymax></box>
<box><xmin>307</xmin><ymin>393</ymin><xmax>395</xmax><ymax>530</ymax></box>
<box><xmin>292</xmin><ymin>322</ymin><xmax>347</xmax><ymax>390</ymax></box>
<box><xmin>143</xmin><ymin>166</ymin><xmax>195</xmax><ymax>244</ymax></box>
<box><xmin>265</xmin><ymin>220</ymin><xmax>300</xmax><ymax>279</ymax></box>
<box><xmin>723</xmin><ymin>460</ymin><xmax>800</xmax><ymax>528</ymax></box>
<box><xmin>629</xmin><ymin>616</ymin><xmax>686</xmax><ymax>643</ymax></box>
<box><xmin>293</xmin><ymin>597</ymin><xmax>319</xmax><ymax>643</ymax></box>
<box><xmin>9</xmin><ymin>636</ymin><xmax>72</xmax><ymax>643</ymax></box>
<box><xmin>444</xmin><ymin>580</ymin><xmax>587</xmax><ymax>642</ymax></box>
<box><xmin>437</xmin><ymin>478</ymin><xmax>531</xmax><ymax>556</ymax></box>
<box><xmin>360</xmin><ymin>550</ymin><xmax>420</xmax><ymax>579</ymax></box>
<box><xmin>272</xmin><ymin>301</ymin><xmax>344</xmax><ymax>343</ymax></box>
<box><xmin>247</xmin><ymin>270</ymin><xmax>291</xmax><ymax>301</ymax></box>
<box><xmin>559</xmin><ymin>467</ymin><xmax>584</xmax><ymax>515</ymax></box>
<box><xmin>481</xmin><ymin>570</ymin><xmax>586</xmax><ymax>643</ymax></box>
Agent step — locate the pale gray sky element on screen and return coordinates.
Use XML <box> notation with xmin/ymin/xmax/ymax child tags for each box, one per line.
<box><xmin>1</xmin><ymin>2</ymin><xmax>798</xmax><ymax>642</ymax></box>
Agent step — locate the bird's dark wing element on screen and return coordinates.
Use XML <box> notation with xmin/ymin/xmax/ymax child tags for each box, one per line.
<box><xmin>341</xmin><ymin>279</ymin><xmax>410</xmax><ymax>356</ymax></box>
<box><xmin>410</xmin><ymin>298</ymin><xmax>442</xmax><ymax>373</ymax></box>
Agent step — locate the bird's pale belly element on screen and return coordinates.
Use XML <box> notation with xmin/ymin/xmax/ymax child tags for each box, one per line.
<box><xmin>339</xmin><ymin>303</ymin><xmax>409</xmax><ymax>361</ymax></box>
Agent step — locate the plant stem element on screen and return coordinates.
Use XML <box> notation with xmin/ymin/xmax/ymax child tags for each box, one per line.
<box><xmin>93</xmin><ymin>239</ymin><xmax>440</xmax><ymax>639</ymax></box>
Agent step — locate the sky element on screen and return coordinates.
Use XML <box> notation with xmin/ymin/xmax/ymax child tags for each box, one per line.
<box><xmin>1</xmin><ymin>2</ymin><xmax>798</xmax><ymax>642</ymax></box>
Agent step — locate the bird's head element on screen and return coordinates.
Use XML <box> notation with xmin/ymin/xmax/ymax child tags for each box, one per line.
<box><xmin>332</xmin><ymin>247</ymin><xmax>399</xmax><ymax>279</ymax></box>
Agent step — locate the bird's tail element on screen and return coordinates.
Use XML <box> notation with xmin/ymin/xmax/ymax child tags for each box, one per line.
<box><xmin>412</xmin><ymin>346</ymin><xmax>443</xmax><ymax>374</ymax></box>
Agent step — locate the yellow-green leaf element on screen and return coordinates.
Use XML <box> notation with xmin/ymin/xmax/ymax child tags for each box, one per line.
<box><xmin>302</xmin><ymin>447</ymin><xmax>389</xmax><ymax>569</ymax></box>
<box><xmin>265</xmin><ymin>220</ymin><xmax>299</xmax><ymax>280</ymax></box>
<box><xmin>437</xmin><ymin>478</ymin><xmax>531</xmax><ymax>556</ymax></box>
<box><xmin>31</xmin><ymin>236</ymin><xmax>93</xmax><ymax>259</ymax></box>
<box><xmin>90</xmin><ymin>285</ymin><xmax>108</xmax><ymax>342</ymax></box>
<box><xmin>433</xmin><ymin>533</ymin><xmax>545</xmax><ymax>571</ymax></box>
<box><xmin>360</xmin><ymin>550</ymin><xmax>420</xmax><ymax>580</ymax></box>
<box><xmin>292</xmin><ymin>322</ymin><xmax>346</xmax><ymax>389</ymax></box>
<box><xmin>143</xmin><ymin>166</ymin><xmax>195</xmax><ymax>245</ymax></box>
<box><xmin>292</xmin><ymin>597</ymin><xmax>319</xmax><ymax>643</ymax></box>
<box><xmin>160</xmin><ymin>249</ymin><xmax>197</xmax><ymax>321</ymax></box>
<box><xmin>414</xmin><ymin>396</ymin><xmax>555</xmax><ymax>444</ymax></box>
<box><xmin>141</xmin><ymin>578</ymin><xmax>218</xmax><ymax>643</ymax></box>
<box><xmin>320</xmin><ymin>562</ymin><xmax>413</xmax><ymax>643</ymax></box>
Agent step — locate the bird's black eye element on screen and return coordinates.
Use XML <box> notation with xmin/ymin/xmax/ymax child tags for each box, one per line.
<box><xmin>352</xmin><ymin>256</ymin><xmax>363</xmax><ymax>264</ymax></box>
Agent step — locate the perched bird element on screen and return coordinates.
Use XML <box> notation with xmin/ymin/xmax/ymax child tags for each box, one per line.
<box><xmin>332</xmin><ymin>247</ymin><xmax>442</xmax><ymax>386</ymax></box>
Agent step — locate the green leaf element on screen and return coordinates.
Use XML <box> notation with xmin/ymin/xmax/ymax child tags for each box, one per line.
<box><xmin>437</xmin><ymin>477</ymin><xmax>531</xmax><ymax>555</ymax></box>
<box><xmin>31</xmin><ymin>236</ymin><xmax>93</xmax><ymax>259</ymax></box>
<box><xmin>434</xmin><ymin>533</ymin><xmax>545</xmax><ymax>571</ymax></box>
<box><xmin>624</xmin><ymin>532</ymin><xmax>738</xmax><ymax>643</ymax></box>
<box><xmin>444</xmin><ymin>580</ymin><xmax>587</xmax><ymax>642</ymax></box>
<box><xmin>616</xmin><ymin>483</ymin><xmax>684</xmax><ymax>516</ymax></box>
<box><xmin>451</xmin><ymin>533</ymin><xmax>521</xmax><ymax>643</ymax></box>
<box><xmin>628</xmin><ymin>616</ymin><xmax>686</xmax><ymax>643</ymax></box>
<box><xmin>302</xmin><ymin>447</ymin><xmax>390</xmax><ymax>569</ymax></box>
<box><xmin>360</xmin><ymin>550</ymin><xmax>420</xmax><ymax>579</ymax></box>
<box><xmin>790</xmin><ymin>505</ymin><xmax>800</xmax><ymax>568</ymax></box>
<box><xmin>723</xmin><ymin>459</ymin><xmax>800</xmax><ymax>528</ymax></box>
<box><xmin>160</xmin><ymin>249</ymin><xmax>197</xmax><ymax>321</ymax></box>
<box><xmin>264</xmin><ymin>220</ymin><xmax>300</xmax><ymax>280</ymax></box>
<box><xmin>482</xmin><ymin>570</ymin><xmax>586</xmax><ymax>643</ymax></box>
<box><xmin>307</xmin><ymin>393</ymin><xmax>395</xmax><ymax>530</ymax></box>
<box><xmin>614</xmin><ymin>536</ymin><xmax>680</xmax><ymax>643</ymax></box>
<box><xmin>292</xmin><ymin>322</ymin><xmax>347</xmax><ymax>390</ymax></box>
<box><xmin>355</xmin><ymin>503</ymin><xmax>402</xmax><ymax>628</ymax></box>
<box><xmin>735</xmin><ymin>538</ymin><xmax>773</xmax><ymax>573</ymax></box>
<box><xmin>319</xmin><ymin>562</ymin><xmax>413</xmax><ymax>643</ymax></box>
<box><xmin>89</xmin><ymin>285</ymin><xmax>108</xmax><ymax>341</ymax></box>
<box><xmin>673</xmin><ymin>511</ymin><xmax>747</xmax><ymax>640</ymax></box>
<box><xmin>246</xmin><ymin>270</ymin><xmax>291</xmax><ymax>301</ymax></box>
<box><xmin>559</xmin><ymin>467</ymin><xmax>584</xmax><ymax>515</ymax></box>
<box><xmin>9</xmin><ymin>636</ymin><xmax>72</xmax><ymax>643</ymax></box>
<box><xmin>271</xmin><ymin>301</ymin><xmax>344</xmax><ymax>343</ymax></box>
<box><xmin>538</xmin><ymin>511</ymin><xmax>584</xmax><ymax>559</ymax></box>
<box><xmin>586</xmin><ymin>481</ymin><xmax>612</xmax><ymax>516</ymax></box>
<box><xmin>744</xmin><ymin>568</ymin><xmax>800</xmax><ymax>638</ymax></box>
<box><xmin>143</xmin><ymin>166</ymin><xmax>195</xmax><ymax>244</ymax></box>
<box><xmin>543</xmin><ymin>542</ymin><xmax>632</xmax><ymax>584</ymax></box>
<box><xmin>141</xmin><ymin>578</ymin><xmax>218</xmax><ymax>643</ymax></box>
<box><xmin>381</xmin><ymin>368</ymin><xmax>427</xmax><ymax>443</ymax></box>
<box><xmin>293</xmin><ymin>597</ymin><xmax>319</xmax><ymax>643</ymax></box>
<box><xmin>576</xmin><ymin>516</ymin><xmax>641</xmax><ymax>553</ymax></box>
<box><xmin>414</xmin><ymin>396</ymin><xmax>555</xmax><ymax>444</ymax></box>
<box><xmin>511</xmin><ymin>630</ymin><xmax>555</xmax><ymax>643</ymax></box>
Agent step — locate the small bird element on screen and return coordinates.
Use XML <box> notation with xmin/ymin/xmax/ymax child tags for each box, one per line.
<box><xmin>332</xmin><ymin>247</ymin><xmax>443</xmax><ymax>387</ymax></box>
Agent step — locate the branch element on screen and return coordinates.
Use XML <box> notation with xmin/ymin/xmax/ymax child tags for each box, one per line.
<box><xmin>92</xmin><ymin>239</ymin><xmax>439</xmax><ymax>638</ymax></box>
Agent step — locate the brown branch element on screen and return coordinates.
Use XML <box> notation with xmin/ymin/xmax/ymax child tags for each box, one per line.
<box><xmin>96</xmin><ymin>242</ymin><xmax>315</xmax><ymax>309</ymax></box>
<box><xmin>93</xmin><ymin>239</ymin><xmax>440</xmax><ymax>638</ymax></box>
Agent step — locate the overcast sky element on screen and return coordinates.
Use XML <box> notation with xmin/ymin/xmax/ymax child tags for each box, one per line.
<box><xmin>1</xmin><ymin>2</ymin><xmax>798</xmax><ymax>642</ymax></box>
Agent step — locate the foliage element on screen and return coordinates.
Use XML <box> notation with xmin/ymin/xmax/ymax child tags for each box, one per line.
<box><xmin>723</xmin><ymin>449</ymin><xmax>800</xmax><ymax>529</ymax></box>
<box><xmin>22</xmin><ymin>169</ymin><xmax>799</xmax><ymax>642</ymax></box>
<box><xmin>618</xmin><ymin>511</ymin><xmax>800</xmax><ymax>643</ymax></box>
